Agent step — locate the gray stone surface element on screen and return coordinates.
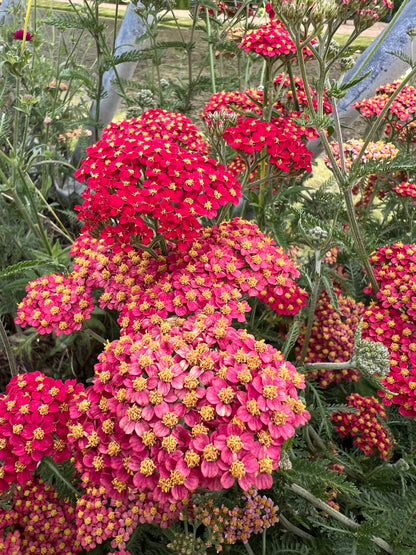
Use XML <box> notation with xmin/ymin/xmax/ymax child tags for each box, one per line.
<box><xmin>338</xmin><ymin>0</ymin><xmax>416</xmax><ymax>124</ymax></box>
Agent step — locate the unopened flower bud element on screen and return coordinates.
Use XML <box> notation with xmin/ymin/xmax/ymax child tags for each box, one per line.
<box><xmin>279</xmin><ymin>450</ymin><xmax>292</xmax><ymax>470</ymax></box>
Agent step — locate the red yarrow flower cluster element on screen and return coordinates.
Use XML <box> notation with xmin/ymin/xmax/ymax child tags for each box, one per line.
<box><xmin>75</xmin><ymin>115</ymin><xmax>241</xmax><ymax>251</ymax></box>
<box><xmin>67</xmin><ymin>312</ymin><xmax>310</xmax><ymax>502</ymax></box>
<box><xmin>239</xmin><ymin>8</ymin><xmax>314</xmax><ymax>61</ymax></box>
<box><xmin>201</xmin><ymin>89</ymin><xmax>284</xmax><ymax>121</ymax></box>
<box><xmin>223</xmin><ymin>116</ymin><xmax>313</xmax><ymax>175</ymax></box>
<box><xmin>193</xmin><ymin>488</ymin><xmax>278</xmax><ymax>550</ymax></box>
<box><xmin>0</xmin><ymin>372</ymin><xmax>85</xmax><ymax>490</ymax></box>
<box><xmin>333</xmin><ymin>393</ymin><xmax>392</xmax><ymax>460</ymax></box>
<box><xmin>394</xmin><ymin>181</ymin><xmax>416</xmax><ymax>200</ymax></box>
<box><xmin>296</xmin><ymin>288</ymin><xmax>365</xmax><ymax>387</ymax></box>
<box><xmin>0</xmin><ymin>475</ymin><xmax>81</xmax><ymax>554</ymax></box>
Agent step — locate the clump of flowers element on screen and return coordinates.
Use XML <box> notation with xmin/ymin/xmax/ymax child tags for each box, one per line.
<box><xmin>274</xmin><ymin>73</ymin><xmax>333</xmax><ymax>114</ymax></box>
<box><xmin>201</xmin><ymin>89</ymin><xmax>284</xmax><ymax>121</ymax></box>
<box><xmin>333</xmin><ymin>393</ymin><xmax>392</xmax><ymax>459</ymax></box>
<box><xmin>74</xmin><ymin>113</ymin><xmax>240</xmax><ymax>251</ymax></box>
<box><xmin>192</xmin><ymin>488</ymin><xmax>279</xmax><ymax>551</ymax></box>
<box><xmin>323</xmin><ymin>139</ymin><xmax>399</xmax><ymax>171</ymax></box>
<box><xmin>239</xmin><ymin>4</ymin><xmax>314</xmax><ymax>61</ymax></box>
<box><xmin>0</xmin><ymin>372</ymin><xmax>85</xmax><ymax>490</ymax></box>
<box><xmin>394</xmin><ymin>181</ymin><xmax>416</xmax><ymax>200</ymax></box>
<box><xmin>16</xmin><ymin>218</ymin><xmax>308</xmax><ymax>337</ymax></box>
<box><xmin>67</xmin><ymin>312</ymin><xmax>310</xmax><ymax>502</ymax></box>
<box><xmin>0</xmin><ymin>475</ymin><xmax>80</xmax><ymax>554</ymax></box>
<box><xmin>297</xmin><ymin>289</ymin><xmax>365</xmax><ymax>387</ymax></box>
<box><xmin>15</xmin><ymin>273</ymin><xmax>95</xmax><ymax>336</ymax></box>
<box><xmin>380</xmin><ymin>364</ymin><xmax>416</xmax><ymax>419</ymax></box>
<box><xmin>223</xmin><ymin>116</ymin><xmax>313</xmax><ymax>175</ymax></box>
<box><xmin>354</xmin><ymin>81</ymin><xmax>416</xmax><ymax>142</ymax></box>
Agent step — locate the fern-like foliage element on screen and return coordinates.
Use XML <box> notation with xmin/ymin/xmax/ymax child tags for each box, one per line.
<box><xmin>36</xmin><ymin>457</ymin><xmax>82</xmax><ymax>501</ymax></box>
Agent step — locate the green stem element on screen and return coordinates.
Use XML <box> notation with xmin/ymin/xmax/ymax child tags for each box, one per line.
<box><xmin>262</xmin><ymin>528</ymin><xmax>267</xmax><ymax>555</ymax></box>
<box><xmin>303</xmin><ymin>360</ymin><xmax>353</xmax><ymax>371</ymax></box>
<box><xmin>287</xmin><ymin>483</ymin><xmax>394</xmax><ymax>553</ymax></box>
<box><xmin>0</xmin><ymin>318</ymin><xmax>18</xmax><ymax>377</ymax></box>
<box><xmin>299</xmin><ymin>250</ymin><xmax>322</xmax><ymax>365</ymax></box>
<box><xmin>279</xmin><ymin>513</ymin><xmax>314</xmax><ymax>541</ymax></box>
<box><xmin>344</xmin><ymin>184</ymin><xmax>379</xmax><ymax>293</ymax></box>
<box><xmin>205</xmin><ymin>11</ymin><xmax>216</xmax><ymax>93</ymax></box>
<box><xmin>244</xmin><ymin>542</ymin><xmax>256</xmax><ymax>555</ymax></box>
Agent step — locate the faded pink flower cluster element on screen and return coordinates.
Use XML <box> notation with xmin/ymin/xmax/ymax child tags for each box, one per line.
<box><xmin>67</xmin><ymin>312</ymin><xmax>309</xmax><ymax>502</ymax></box>
<box><xmin>193</xmin><ymin>488</ymin><xmax>279</xmax><ymax>551</ymax></box>
<box><xmin>324</xmin><ymin>139</ymin><xmax>399</xmax><ymax>171</ymax></box>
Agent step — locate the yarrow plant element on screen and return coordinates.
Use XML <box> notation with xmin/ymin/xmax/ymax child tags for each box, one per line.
<box><xmin>4</xmin><ymin>0</ymin><xmax>416</xmax><ymax>553</ymax></box>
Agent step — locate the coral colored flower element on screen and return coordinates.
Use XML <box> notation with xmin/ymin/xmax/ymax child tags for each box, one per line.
<box><xmin>333</xmin><ymin>394</ymin><xmax>392</xmax><ymax>460</ymax></box>
<box><xmin>13</xmin><ymin>29</ymin><xmax>33</xmax><ymax>40</ymax></box>
<box><xmin>354</xmin><ymin>81</ymin><xmax>416</xmax><ymax>142</ymax></box>
<box><xmin>68</xmin><ymin>312</ymin><xmax>309</xmax><ymax>502</ymax></box>
<box><xmin>324</xmin><ymin>139</ymin><xmax>399</xmax><ymax>172</ymax></box>
<box><xmin>0</xmin><ymin>372</ymin><xmax>85</xmax><ymax>489</ymax></box>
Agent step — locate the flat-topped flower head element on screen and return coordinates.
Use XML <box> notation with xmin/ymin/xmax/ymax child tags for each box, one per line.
<box><xmin>17</xmin><ymin>219</ymin><xmax>307</xmax><ymax>337</ymax></box>
<box><xmin>223</xmin><ymin>116</ymin><xmax>313</xmax><ymax>175</ymax></box>
<box><xmin>0</xmin><ymin>475</ymin><xmax>80</xmax><ymax>554</ymax></box>
<box><xmin>297</xmin><ymin>288</ymin><xmax>365</xmax><ymax>387</ymax></box>
<box><xmin>75</xmin><ymin>114</ymin><xmax>241</xmax><ymax>251</ymax></box>
<box><xmin>0</xmin><ymin>372</ymin><xmax>85</xmax><ymax>490</ymax></box>
<box><xmin>239</xmin><ymin>8</ymin><xmax>315</xmax><ymax>61</ymax></box>
<box><xmin>201</xmin><ymin>89</ymin><xmax>285</xmax><ymax>122</ymax></box>
<box><xmin>354</xmin><ymin>82</ymin><xmax>416</xmax><ymax>143</ymax></box>
<box><xmin>68</xmin><ymin>312</ymin><xmax>309</xmax><ymax>502</ymax></box>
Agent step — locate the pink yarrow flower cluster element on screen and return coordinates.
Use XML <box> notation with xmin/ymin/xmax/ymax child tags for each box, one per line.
<box><xmin>67</xmin><ymin>312</ymin><xmax>310</xmax><ymax>502</ymax></box>
<box><xmin>16</xmin><ymin>218</ymin><xmax>308</xmax><ymax>337</ymax></box>
<box><xmin>0</xmin><ymin>372</ymin><xmax>85</xmax><ymax>490</ymax></box>
<box><xmin>324</xmin><ymin>139</ymin><xmax>399</xmax><ymax>171</ymax></box>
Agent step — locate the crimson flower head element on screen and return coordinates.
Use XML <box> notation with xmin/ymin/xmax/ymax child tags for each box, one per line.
<box><xmin>13</xmin><ymin>29</ymin><xmax>33</xmax><ymax>41</ymax></box>
<box><xmin>75</xmin><ymin>114</ymin><xmax>241</xmax><ymax>251</ymax></box>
